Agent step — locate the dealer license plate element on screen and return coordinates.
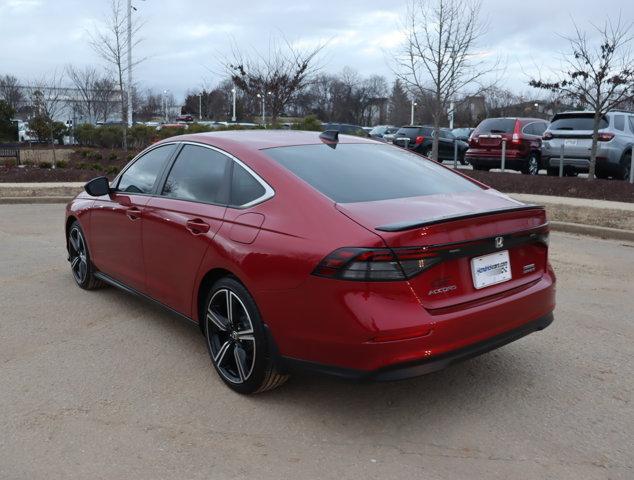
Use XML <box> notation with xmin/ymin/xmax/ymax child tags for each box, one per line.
<box><xmin>471</xmin><ymin>250</ymin><xmax>512</xmax><ymax>289</ymax></box>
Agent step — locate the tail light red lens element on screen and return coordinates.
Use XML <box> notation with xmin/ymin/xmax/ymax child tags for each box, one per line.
<box><xmin>415</xmin><ymin>135</ymin><xmax>425</xmax><ymax>144</ymax></box>
<box><xmin>598</xmin><ymin>132</ymin><xmax>615</xmax><ymax>142</ymax></box>
<box><xmin>312</xmin><ymin>247</ymin><xmax>442</xmax><ymax>281</ymax></box>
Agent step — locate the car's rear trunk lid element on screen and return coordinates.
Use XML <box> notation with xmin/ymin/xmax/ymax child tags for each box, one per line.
<box><xmin>336</xmin><ymin>190</ymin><xmax>548</xmax><ymax>310</ymax></box>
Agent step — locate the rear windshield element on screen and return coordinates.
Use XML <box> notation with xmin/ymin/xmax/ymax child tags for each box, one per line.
<box><xmin>476</xmin><ymin>118</ymin><xmax>516</xmax><ymax>134</ymax></box>
<box><xmin>263</xmin><ymin>143</ymin><xmax>481</xmax><ymax>203</ymax></box>
<box><xmin>397</xmin><ymin>126</ymin><xmax>433</xmax><ymax>137</ymax></box>
<box><xmin>549</xmin><ymin>114</ymin><xmax>609</xmax><ymax>130</ymax></box>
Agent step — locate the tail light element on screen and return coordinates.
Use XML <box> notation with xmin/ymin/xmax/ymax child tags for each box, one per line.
<box><xmin>313</xmin><ymin>225</ymin><xmax>550</xmax><ymax>282</ymax></box>
<box><xmin>597</xmin><ymin>132</ymin><xmax>614</xmax><ymax>142</ymax></box>
<box><xmin>511</xmin><ymin>120</ymin><xmax>522</xmax><ymax>144</ymax></box>
<box><xmin>312</xmin><ymin>247</ymin><xmax>442</xmax><ymax>281</ymax></box>
<box><xmin>542</xmin><ymin>132</ymin><xmax>553</xmax><ymax>140</ymax></box>
<box><xmin>468</xmin><ymin>133</ymin><xmax>479</xmax><ymax>146</ymax></box>
<box><xmin>415</xmin><ymin>135</ymin><xmax>425</xmax><ymax>144</ymax></box>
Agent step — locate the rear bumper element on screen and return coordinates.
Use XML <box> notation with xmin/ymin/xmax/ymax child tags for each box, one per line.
<box><xmin>280</xmin><ymin>312</ymin><xmax>554</xmax><ymax>381</ymax></box>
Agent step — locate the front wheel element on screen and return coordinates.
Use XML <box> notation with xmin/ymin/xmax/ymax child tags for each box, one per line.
<box><xmin>68</xmin><ymin>221</ymin><xmax>104</xmax><ymax>290</ymax></box>
<box><xmin>204</xmin><ymin>277</ymin><xmax>288</xmax><ymax>394</ymax></box>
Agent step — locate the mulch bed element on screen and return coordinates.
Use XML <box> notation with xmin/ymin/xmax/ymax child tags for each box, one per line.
<box><xmin>462</xmin><ymin>170</ymin><xmax>633</xmax><ymax>203</ymax></box>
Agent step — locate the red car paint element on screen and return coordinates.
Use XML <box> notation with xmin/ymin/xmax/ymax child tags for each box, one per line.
<box><xmin>66</xmin><ymin>131</ymin><xmax>555</xmax><ymax>377</ymax></box>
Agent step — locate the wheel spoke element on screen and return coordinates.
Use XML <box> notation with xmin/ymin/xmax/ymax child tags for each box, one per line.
<box><xmin>71</xmin><ymin>256</ymin><xmax>80</xmax><ymax>270</ymax></box>
<box><xmin>234</xmin><ymin>345</ymin><xmax>248</xmax><ymax>382</ymax></box>
<box><xmin>236</xmin><ymin>328</ymin><xmax>254</xmax><ymax>343</ymax></box>
<box><xmin>214</xmin><ymin>340</ymin><xmax>231</xmax><ymax>366</ymax></box>
<box><xmin>226</xmin><ymin>291</ymin><xmax>233</xmax><ymax>325</ymax></box>
<box><xmin>207</xmin><ymin>308</ymin><xmax>229</xmax><ymax>331</ymax></box>
<box><xmin>69</xmin><ymin>231</ymin><xmax>79</xmax><ymax>251</ymax></box>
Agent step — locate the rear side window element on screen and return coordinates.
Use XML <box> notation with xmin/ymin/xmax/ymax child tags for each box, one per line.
<box><xmin>117</xmin><ymin>144</ymin><xmax>176</xmax><ymax>194</ymax></box>
<box><xmin>476</xmin><ymin>118</ymin><xmax>516</xmax><ymax>134</ymax></box>
<box><xmin>629</xmin><ymin>116</ymin><xmax>634</xmax><ymax>133</ymax></box>
<box><xmin>161</xmin><ymin>144</ymin><xmax>229</xmax><ymax>204</ymax></box>
<box><xmin>613</xmin><ymin>115</ymin><xmax>625</xmax><ymax>131</ymax></box>
<box><xmin>230</xmin><ymin>163</ymin><xmax>266</xmax><ymax>207</ymax></box>
<box><xmin>264</xmin><ymin>143</ymin><xmax>480</xmax><ymax>203</ymax></box>
<box><xmin>549</xmin><ymin>115</ymin><xmax>609</xmax><ymax>130</ymax></box>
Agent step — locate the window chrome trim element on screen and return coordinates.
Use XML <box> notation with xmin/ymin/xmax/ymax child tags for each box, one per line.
<box><xmin>178</xmin><ymin>141</ymin><xmax>275</xmax><ymax>209</ymax></box>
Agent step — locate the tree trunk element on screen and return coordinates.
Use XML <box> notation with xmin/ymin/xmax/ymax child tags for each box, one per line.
<box><xmin>588</xmin><ymin>111</ymin><xmax>601</xmax><ymax>181</ymax></box>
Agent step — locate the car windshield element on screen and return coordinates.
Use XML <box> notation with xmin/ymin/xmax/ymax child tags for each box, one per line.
<box><xmin>369</xmin><ymin>126</ymin><xmax>387</xmax><ymax>135</ymax></box>
<box><xmin>263</xmin><ymin>143</ymin><xmax>481</xmax><ymax>203</ymax></box>
<box><xmin>549</xmin><ymin>115</ymin><xmax>609</xmax><ymax>131</ymax></box>
<box><xmin>476</xmin><ymin>118</ymin><xmax>516</xmax><ymax>134</ymax></box>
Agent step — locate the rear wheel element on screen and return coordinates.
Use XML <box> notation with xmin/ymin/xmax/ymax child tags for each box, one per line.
<box><xmin>620</xmin><ymin>151</ymin><xmax>632</xmax><ymax>181</ymax></box>
<box><xmin>523</xmin><ymin>153</ymin><xmax>540</xmax><ymax>175</ymax></box>
<box><xmin>68</xmin><ymin>221</ymin><xmax>104</xmax><ymax>290</ymax></box>
<box><xmin>204</xmin><ymin>277</ymin><xmax>288</xmax><ymax>394</ymax></box>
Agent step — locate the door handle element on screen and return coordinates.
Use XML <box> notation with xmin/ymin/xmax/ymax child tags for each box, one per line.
<box><xmin>186</xmin><ymin>218</ymin><xmax>210</xmax><ymax>235</ymax></box>
<box><xmin>126</xmin><ymin>206</ymin><xmax>142</xmax><ymax>221</ymax></box>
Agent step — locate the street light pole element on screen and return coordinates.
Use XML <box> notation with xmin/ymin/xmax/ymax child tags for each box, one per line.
<box><xmin>163</xmin><ymin>89</ymin><xmax>169</xmax><ymax>123</ymax></box>
<box><xmin>410</xmin><ymin>99</ymin><xmax>417</xmax><ymax>124</ymax></box>
<box><xmin>126</xmin><ymin>0</ymin><xmax>133</xmax><ymax>127</ymax></box>
<box><xmin>198</xmin><ymin>93</ymin><xmax>202</xmax><ymax>121</ymax></box>
<box><xmin>231</xmin><ymin>88</ymin><xmax>237</xmax><ymax>122</ymax></box>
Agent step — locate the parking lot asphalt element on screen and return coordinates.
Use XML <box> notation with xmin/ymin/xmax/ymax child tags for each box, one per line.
<box><xmin>1</xmin><ymin>204</ymin><xmax>632</xmax><ymax>480</ymax></box>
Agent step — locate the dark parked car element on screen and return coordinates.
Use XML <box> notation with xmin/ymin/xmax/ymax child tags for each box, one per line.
<box><xmin>393</xmin><ymin>125</ymin><xmax>469</xmax><ymax>163</ymax></box>
<box><xmin>66</xmin><ymin>130</ymin><xmax>555</xmax><ymax>394</ymax></box>
<box><xmin>452</xmin><ymin>127</ymin><xmax>475</xmax><ymax>142</ymax></box>
<box><xmin>466</xmin><ymin>117</ymin><xmax>548</xmax><ymax>175</ymax></box>
<box><xmin>369</xmin><ymin>125</ymin><xmax>399</xmax><ymax>140</ymax></box>
<box><xmin>322</xmin><ymin>123</ymin><xmax>368</xmax><ymax>137</ymax></box>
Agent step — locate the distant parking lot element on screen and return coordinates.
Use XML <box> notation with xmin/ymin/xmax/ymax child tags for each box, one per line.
<box><xmin>1</xmin><ymin>204</ymin><xmax>632</xmax><ymax>479</ymax></box>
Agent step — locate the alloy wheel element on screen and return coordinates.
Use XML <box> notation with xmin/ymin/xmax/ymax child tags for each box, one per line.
<box><xmin>206</xmin><ymin>289</ymin><xmax>256</xmax><ymax>384</ymax></box>
<box><xmin>528</xmin><ymin>155</ymin><xmax>539</xmax><ymax>175</ymax></box>
<box><xmin>69</xmin><ymin>226</ymin><xmax>88</xmax><ymax>284</ymax></box>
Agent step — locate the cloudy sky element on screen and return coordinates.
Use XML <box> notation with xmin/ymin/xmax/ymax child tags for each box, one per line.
<box><xmin>1</xmin><ymin>0</ymin><xmax>633</xmax><ymax>100</ymax></box>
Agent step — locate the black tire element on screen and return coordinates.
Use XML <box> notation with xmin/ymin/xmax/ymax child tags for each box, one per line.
<box><xmin>546</xmin><ymin>167</ymin><xmax>559</xmax><ymax>176</ymax></box>
<box><xmin>68</xmin><ymin>221</ymin><xmax>104</xmax><ymax>290</ymax></box>
<box><xmin>620</xmin><ymin>151</ymin><xmax>632</xmax><ymax>181</ymax></box>
<box><xmin>204</xmin><ymin>277</ymin><xmax>288</xmax><ymax>394</ymax></box>
<box><xmin>472</xmin><ymin>163</ymin><xmax>489</xmax><ymax>171</ymax></box>
<box><xmin>522</xmin><ymin>153</ymin><xmax>540</xmax><ymax>175</ymax></box>
<box><xmin>420</xmin><ymin>147</ymin><xmax>431</xmax><ymax>158</ymax></box>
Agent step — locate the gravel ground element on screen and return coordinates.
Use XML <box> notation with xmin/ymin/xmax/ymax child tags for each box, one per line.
<box><xmin>0</xmin><ymin>204</ymin><xmax>632</xmax><ymax>480</ymax></box>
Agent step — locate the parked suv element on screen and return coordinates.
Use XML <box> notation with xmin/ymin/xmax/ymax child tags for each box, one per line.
<box><xmin>393</xmin><ymin>125</ymin><xmax>468</xmax><ymax>163</ymax></box>
<box><xmin>541</xmin><ymin>111</ymin><xmax>634</xmax><ymax>179</ymax></box>
<box><xmin>466</xmin><ymin>117</ymin><xmax>548</xmax><ymax>174</ymax></box>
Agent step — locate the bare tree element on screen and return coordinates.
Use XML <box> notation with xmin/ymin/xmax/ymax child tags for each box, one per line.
<box><xmin>66</xmin><ymin>66</ymin><xmax>101</xmax><ymax>124</ymax></box>
<box><xmin>93</xmin><ymin>76</ymin><xmax>118</xmax><ymax>123</ymax></box>
<box><xmin>530</xmin><ymin>17</ymin><xmax>634</xmax><ymax>180</ymax></box>
<box><xmin>89</xmin><ymin>0</ymin><xmax>144</xmax><ymax>144</ymax></box>
<box><xmin>394</xmin><ymin>0</ymin><xmax>494</xmax><ymax>160</ymax></box>
<box><xmin>0</xmin><ymin>75</ymin><xmax>24</xmax><ymax>111</ymax></box>
<box><xmin>30</xmin><ymin>72</ymin><xmax>66</xmax><ymax>166</ymax></box>
<box><xmin>223</xmin><ymin>36</ymin><xmax>324</xmax><ymax>125</ymax></box>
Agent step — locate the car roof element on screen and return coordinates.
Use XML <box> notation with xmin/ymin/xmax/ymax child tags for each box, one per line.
<box><xmin>161</xmin><ymin>129</ymin><xmax>378</xmax><ymax>151</ymax></box>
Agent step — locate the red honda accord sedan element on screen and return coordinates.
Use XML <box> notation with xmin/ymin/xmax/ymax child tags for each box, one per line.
<box><xmin>65</xmin><ymin>130</ymin><xmax>555</xmax><ymax>394</ymax></box>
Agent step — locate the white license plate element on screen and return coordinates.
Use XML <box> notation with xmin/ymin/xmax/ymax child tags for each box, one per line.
<box><xmin>471</xmin><ymin>250</ymin><xmax>512</xmax><ymax>289</ymax></box>
<box><xmin>564</xmin><ymin>139</ymin><xmax>577</xmax><ymax>146</ymax></box>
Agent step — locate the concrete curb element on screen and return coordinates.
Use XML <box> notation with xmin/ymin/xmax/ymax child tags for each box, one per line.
<box><xmin>550</xmin><ymin>221</ymin><xmax>634</xmax><ymax>242</ymax></box>
<box><xmin>0</xmin><ymin>196</ymin><xmax>73</xmax><ymax>204</ymax></box>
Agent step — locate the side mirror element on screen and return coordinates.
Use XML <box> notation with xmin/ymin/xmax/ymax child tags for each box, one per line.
<box><xmin>84</xmin><ymin>176</ymin><xmax>111</xmax><ymax>197</ymax></box>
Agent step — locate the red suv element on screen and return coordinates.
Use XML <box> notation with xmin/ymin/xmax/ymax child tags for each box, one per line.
<box><xmin>66</xmin><ymin>130</ymin><xmax>555</xmax><ymax>394</ymax></box>
<box><xmin>466</xmin><ymin>118</ymin><xmax>548</xmax><ymax>175</ymax></box>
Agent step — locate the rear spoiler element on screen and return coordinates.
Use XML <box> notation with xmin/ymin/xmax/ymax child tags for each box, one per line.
<box><xmin>375</xmin><ymin>205</ymin><xmax>544</xmax><ymax>232</ymax></box>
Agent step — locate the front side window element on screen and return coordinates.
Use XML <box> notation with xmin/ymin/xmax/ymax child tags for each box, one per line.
<box><xmin>264</xmin><ymin>143</ymin><xmax>481</xmax><ymax>203</ymax></box>
<box><xmin>162</xmin><ymin>144</ymin><xmax>229</xmax><ymax>204</ymax></box>
<box><xmin>117</xmin><ymin>144</ymin><xmax>176</xmax><ymax>194</ymax></box>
